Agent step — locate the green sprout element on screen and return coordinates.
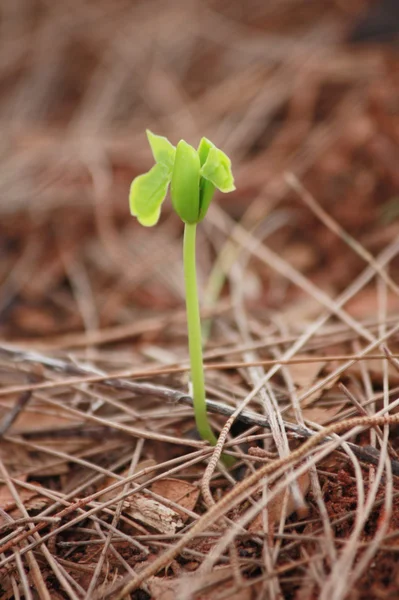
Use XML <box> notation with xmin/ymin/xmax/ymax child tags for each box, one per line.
<box><xmin>129</xmin><ymin>130</ymin><xmax>235</xmax><ymax>457</ymax></box>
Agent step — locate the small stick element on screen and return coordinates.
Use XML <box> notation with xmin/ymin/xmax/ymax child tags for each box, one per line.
<box><xmin>0</xmin><ymin>390</ymin><xmax>32</xmax><ymax>437</ymax></box>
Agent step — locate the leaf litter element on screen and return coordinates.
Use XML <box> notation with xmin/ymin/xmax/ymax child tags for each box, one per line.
<box><xmin>0</xmin><ymin>1</ymin><xmax>399</xmax><ymax>599</ymax></box>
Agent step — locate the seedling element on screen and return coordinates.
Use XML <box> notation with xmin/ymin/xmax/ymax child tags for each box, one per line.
<box><xmin>129</xmin><ymin>130</ymin><xmax>235</xmax><ymax>456</ymax></box>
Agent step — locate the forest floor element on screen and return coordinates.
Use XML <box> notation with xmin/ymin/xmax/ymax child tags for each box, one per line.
<box><xmin>0</xmin><ymin>1</ymin><xmax>398</xmax><ymax>599</ymax></box>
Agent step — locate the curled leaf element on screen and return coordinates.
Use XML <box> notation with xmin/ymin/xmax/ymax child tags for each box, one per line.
<box><xmin>129</xmin><ymin>163</ymin><xmax>171</xmax><ymax>227</ymax></box>
<box><xmin>197</xmin><ymin>137</ymin><xmax>216</xmax><ymax>221</ymax></box>
<box><xmin>197</xmin><ymin>137</ymin><xmax>214</xmax><ymax>166</ymax></box>
<box><xmin>200</xmin><ymin>147</ymin><xmax>235</xmax><ymax>193</ymax></box>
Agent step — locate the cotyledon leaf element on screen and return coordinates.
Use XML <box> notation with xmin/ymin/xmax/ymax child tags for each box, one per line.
<box><xmin>200</xmin><ymin>146</ymin><xmax>235</xmax><ymax>193</ymax></box>
<box><xmin>171</xmin><ymin>140</ymin><xmax>201</xmax><ymax>224</ymax></box>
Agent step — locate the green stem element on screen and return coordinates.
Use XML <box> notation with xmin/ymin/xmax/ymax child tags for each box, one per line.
<box><xmin>183</xmin><ymin>223</ymin><xmax>236</xmax><ymax>467</ymax></box>
<box><xmin>183</xmin><ymin>223</ymin><xmax>218</xmax><ymax>446</ymax></box>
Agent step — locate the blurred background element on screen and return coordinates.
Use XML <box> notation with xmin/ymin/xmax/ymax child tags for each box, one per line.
<box><xmin>0</xmin><ymin>0</ymin><xmax>398</xmax><ymax>347</ymax></box>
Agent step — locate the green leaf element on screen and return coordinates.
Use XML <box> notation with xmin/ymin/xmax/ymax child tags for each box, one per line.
<box><xmin>197</xmin><ymin>138</ymin><xmax>216</xmax><ymax>220</ymax></box>
<box><xmin>146</xmin><ymin>130</ymin><xmax>176</xmax><ymax>171</ymax></box>
<box><xmin>171</xmin><ymin>140</ymin><xmax>201</xmax><ymax>224</ymax></box>
<box><xmin>129</xmin><ymin>163</ymin><xmax>171</xmax><ymax>227</ymax></box>
<box><xmin>197</xmin><ymin>137</ymin><xmax>214</xmax><ymax>166</ymax></box>
<box><xmin>198</xmin><ymin>178</ymin><xmax>215</xmax><ymax>222</ymax></box>
<box><xmin>134</xmin><ymin>207</ymin><xmax>162</xmax><ymax>227</ymax></box>
<box><xmin>200</xmin><ymin>147</ymin><xmax>235</xmax><ymax>193</ymax></box>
